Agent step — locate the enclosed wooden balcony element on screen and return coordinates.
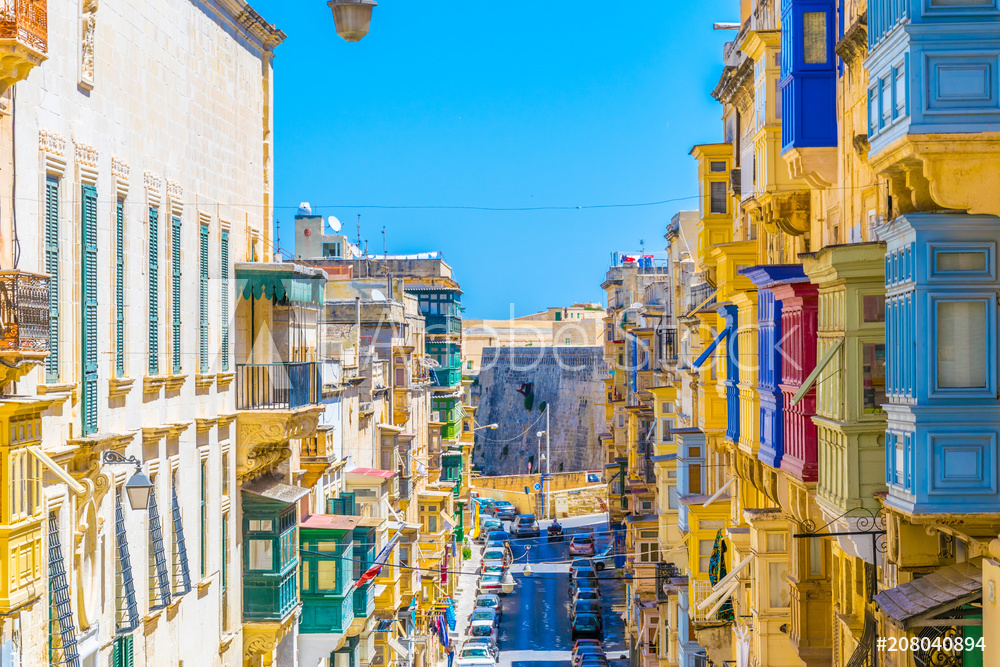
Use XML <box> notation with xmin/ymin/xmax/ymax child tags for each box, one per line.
<box><xmin>0</xmin><ymin>0</ymin><xmax>47</xmax><ymax>93</ymax></box>
<box><xmin>0</xmin><ymin>270</ymin><xmax>50</xmax><ymax>386</ymax></box>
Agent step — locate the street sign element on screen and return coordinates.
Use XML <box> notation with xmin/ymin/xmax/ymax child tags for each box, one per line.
<box><xmin>533</xmin><ymin>482</ymin><xmax>541</xmax><ymax>491</ymax></box>
<box><xmin>541</xmin><ymin>473</ymin><xmax>553</xmax><ymax>481</ymax></box>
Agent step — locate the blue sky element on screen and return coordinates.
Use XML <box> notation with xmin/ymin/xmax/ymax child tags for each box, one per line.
<box><xmin>254</xmin><ymin>1</ymin><xmax>735</xmax><ymax>319</ymax></box>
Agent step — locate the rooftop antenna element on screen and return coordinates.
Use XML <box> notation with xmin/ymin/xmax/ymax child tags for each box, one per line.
<box><xmin>382</xmin><ymin>226</ymin><xmax>386</xmax><ymax>261</ymax></box>
<box><xmin>639</xmin><ymin>239</ymin><xmax>646</xmax><ymax>257</ymax></box>
<box><xmin>357</xmin><ymin>214</ymin><xmax>362</xmax><ymax>250</ymax></box>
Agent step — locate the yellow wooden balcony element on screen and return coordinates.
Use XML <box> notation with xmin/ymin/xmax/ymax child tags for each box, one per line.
<box><xmin>0</xmin><ymin>399</ymin><xmax>48</xmax><ymax>613</ymax></box>
<box><xmin>0</xmin><ymin>0</ymin><xmax>47</xmax><ymax>93</ymax></box>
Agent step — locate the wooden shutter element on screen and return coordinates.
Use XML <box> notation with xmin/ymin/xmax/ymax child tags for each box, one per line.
<box><xmin>199</xmin><ymin>224</ymin><xmax>209</xmax><ymax>372</ymax></box>
<box><xmin>171</xmin><ymin>216</ymin><xmax>182</xmax><ymax>374</ymax></box>
<box><xmin>148</xmin><ymin>209</ymin><xmax>159</xmax><ymax>375</ymax></box>
<box><xmin>45</xmin><ymin>177</ymin><xmax>59</xmax><ymax>382</ymax></box>
<box><xmin>220</xmin><ymin>231</ymin><xmax>230</xmax><ymax>372</ymax></box>
<box><xmin>115</xmin><ymin>199</ymin><xmax>125</xmax><ymax>377</ymax></box>
<box><xmin>81</xmin><ymin>185</ymin><xmax>98</xmax><ymax>435</ymax></box>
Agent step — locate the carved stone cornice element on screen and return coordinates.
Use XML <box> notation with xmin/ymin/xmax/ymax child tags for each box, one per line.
<box><xmin>835</xmin><ymin>12</ymin><xmax>868</xmax><ymax>65</ymax></box>
<box><xmin>758</xmin><ymin>190</ymin><xmax>812</xmax><ymax>236</ymax></box>
<box><xmin>236</xmin><ymin>406</ymin><xmax>323</xmax><ymax>481</ymax></box>
<box><xmin>243</xmin><ymin>613</ymin><xmax>298</xmax><ymax>662</ymax></box>
<box><xmin>196</xmin><ymin>417</ymin><xmax>219</xmax><ymax>433</ymax></box>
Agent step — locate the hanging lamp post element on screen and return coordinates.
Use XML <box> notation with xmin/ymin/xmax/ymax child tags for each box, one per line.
<box><xmin>328</xmin><ymin>0</ymin><xmax>377</xmax><ymax>42</ymax></box>
<box><xmin>100</xmin><ymin>451</ymin><xmax>154</xmax><ymax>510</ymax></box>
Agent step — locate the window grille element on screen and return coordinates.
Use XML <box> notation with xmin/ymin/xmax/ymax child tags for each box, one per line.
<box><xmin>115</xmin><ymin>491</ymin><xmax>139</xmax><ymax>633</ymax></box>
<box><xmin>171</xmin><ymin>481</ymin><xmax>192</xmax><ymax>595</ymax></box>
<box><xmin>47</xmin><ymin>513</ymin><xmax>79</xmax><ymax>667</ymax></box>
<box><xmin>147</xmin><ymin>492</ymin><xmax>171</xmax><ymax>610</ymax></box>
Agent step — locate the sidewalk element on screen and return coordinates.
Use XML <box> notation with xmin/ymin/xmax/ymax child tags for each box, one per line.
<box><xmin>436</xmin><ymin>539</ymin><xmax>483</xmax><ymax>666</ymax></box>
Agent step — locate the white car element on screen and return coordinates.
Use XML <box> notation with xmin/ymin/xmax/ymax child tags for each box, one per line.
<box><xmin>456</xmin><ymin>646</ymin><xmax>497</xmax><ymax>667</ymax></box>
<box><xmin>463</xmin><ymin>636</ymin><xmax>499</xmax><ymax>660</ymax></box>
<box><xmin>467</xmin><ymin>619</ymin><xmax>500</xmax><ymax>647</ymax></box>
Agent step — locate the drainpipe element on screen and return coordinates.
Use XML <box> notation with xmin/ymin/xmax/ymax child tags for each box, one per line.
<box><xmin>355</xmin><ymin>296</ymin><xmax>361</xmax><ymax>360</ymax></box>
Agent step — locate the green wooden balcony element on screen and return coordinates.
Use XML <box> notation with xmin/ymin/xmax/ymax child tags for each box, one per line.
<box><xmin>431</xmin><ymin>366</ymin><xmax>462</xmax><ymax>387</ymax></box>
<box><xmin>425</xmin><ymin>314</ymin><xmax>461</xmax><ymax>336</ymax></box>
<box><xmin>352</xmin><ymin>582</ymin><xmax>375</xmax><ymax>618</ymax></box>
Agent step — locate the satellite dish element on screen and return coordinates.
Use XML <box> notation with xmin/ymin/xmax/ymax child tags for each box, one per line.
<box><xmin>328</xmin><ymin>216</ymin><xmax>342</xmax><ymax>232</ymax></box>
<box><xmin>371</xmin><ymin>289</ymin><xmax>387</xmax><ymax>301</ymax></box>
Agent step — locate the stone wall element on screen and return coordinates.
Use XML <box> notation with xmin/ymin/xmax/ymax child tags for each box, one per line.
<box><xmin>470</xmin><ymin>470</ymin><xmax>607</xmax><ymax>517</ymax></box>
<box><xmin>473</xmin><ymin>346</ymin><xmax>605</xmax><ymax>475</ymax></box>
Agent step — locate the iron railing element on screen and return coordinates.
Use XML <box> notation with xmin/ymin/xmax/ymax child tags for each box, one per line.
<box><xmin>0</xmin><ymin>270</ymin><xmax>49</xmax><ymax>352</ymax></box>
<box><xmin>235</xmin><ymin>361</ymin><xmax>319</xmax><ymax>410</ymax></box>
<box><xmin>398</xmin><ymin>476</ymin><xmax>411</xmax><ymax>501</ymax></box>
<box><xmin>0</xmin><ymin>0</ymin><xmax>47</xmax><ymax>54</ymax></box>
<box><xmin>659</xmin><ymin>327</ymin><xmax>678</xmax><ymax>364</ymax></box>
<box><xmin>687</xmin><ymin>283</ymin><xmax>717</xmax><ymax>313</ymax></box>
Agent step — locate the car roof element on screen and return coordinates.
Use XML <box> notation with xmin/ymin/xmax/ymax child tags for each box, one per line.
<box><xmin>476</xmin><ymin>594</ymin><xmax>499</xmax><ymax>601</ymax></box>
<box><xmin>470</xmin><ymin>619</ymin><xmax>495</xmax><ymax>626</ymax></box>
<box><xmin>516</xmin><ymin>514</ymin><xmax>535</xmax><ymax>519</ymax></box>
<box><xmin>572</xmin><ymin>534</ymin><xmax>594</xmax><ymax>540</ymax></box>
<box><xmin>574</xmin><ymin>613</ymin><xmax>600</xmax><ymax>620</ymax></box>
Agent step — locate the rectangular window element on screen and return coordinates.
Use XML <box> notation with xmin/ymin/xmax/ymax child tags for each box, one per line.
<box><xmin>710</xmin><ymin>161</ymin><xmax>726</xmax><ymax>173</ymax></box>
<box><xmin>248</xmin><ymin>539</ymin><xmax>273</xmax><ymax>571</ymax></box>
<box><xmin>765</xmin><ymin>533</ymin><xmax>787</xmax><ymax>553</ymax></box>
<box><xmin>862</xmin><ymin>343</ymin><xmax>887</xmax><ymax>413</ymax></box>
<box><xmin>699</xmin><ymin>540</ymin><xmax>713</xmax><ymax>572</ymax></box>
<box><xmin>317</xmin><ymin>560</ymin><xmax>337</xmax><ymax>591</ymax></box>
<box><xmin>199</xmin><ymin>224</ymin><xmax>209</xmax><ymax>372</ymax></box>
<box><xmin>937</xmin><ymin>300</ymin><xmax>988</xmax><ymax>389</ymax></box>
<box><xmin>47</xmin><ymin>512</ymin><xmax>78</xmax><ymax>665</ymax></box>
<box><xmin>936</xmin><ymin>250</ymin><xmax>988</xmax><ymax>273</ymax></box>
<box><xmin>220</xmin><ymin>230</ymin><xmax>230</xmax><ymax>371</ymax></box>
<box><xmin>148</xmin><ymin>208</ymin><xmax>160</xmax><ymax>375</ymax></box>
<box><xmin>249</xmin><ymin>519</ymin><xmax>273</xmax><ymax>532</ymax></box>
<box><xmin>222</xmin><ymin>515</ymin><xmax>228</xmax><ymax>594</ymax></box>
<box><xmin>82</xmin><ymin>185</ymin><xmax>98</xmax><ymax>435</ymax></box>
<box><xmin>115</xmin><ymin>198</ymin><xmax>126</xmax><ymax>378</ymax></box>
<box><xmin>661</xmin><ymin>418</ymin><xmax>674</xmax><ymax>442</ymax></box>
<box><xmin>428</xmin><ymin>516</ymin><xmax>438</xmax><ymax>533</ymax></box>
<box><xmin>45</xmin><ymin>177</ymin><xmax>60</xmax><ymax>383</ymax></box>
<box><xmin>171</xmin><ymin>216</ymin><xmax>182</xmax><ymax>374</ymax></box>
<box><xmin>667</xmin><ymin>485</ymin><xmax>678</xmax><ymax>509</ymax></box>
<box><xmin>200</xmin><ymin>462</ymin><xmax>207</xmax><ymax>578</ymax></box>
<box><xmin>862</xmin><ymin>295</ymin><xmax>885</xmax><ymax>323</ymax></box>
<box><xmin>639</xmin><ymin>542</ymin><xmax>659</xmax><ymax>563</ymax></box>
<box><xmin>768</xmin><ymin>561</ymin><xmax>791</xmax><ymax>608</ymax></box>
<box><xmin>709</xmin><ymin>181</ymin><xmax>727</xmax><ymax>215</ymax></box>
<box><xmin>688</xmin><ymin>463</ymin><xmax>702</xmax><ymax>495</ymax></box>
<box><xmin>809</xmin><ymin>540</ymin><xmax>823</xmax><ymax>577</ymax></box>
<box><xmin>222</xmin><ymin>453</ymin><xmax>230</xmax><ymax>498</ymax></box>
<box><xmin>881</xmin><ymin>78</ymin><xmax>892</xmax><ymax>123</ymax></box>
<box><xmin>895</xmin><ymin>66</ymin><xmax>906</xmax><ymax>116</ymax></box>
<box><xmin>803</xmin><ymin>12</ymin><xmax>828</xmax><ymax>64</ymax></box>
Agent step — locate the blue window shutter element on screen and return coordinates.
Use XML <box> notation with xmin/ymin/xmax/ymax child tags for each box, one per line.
<box><xmin>170</xmin><ymin>479</ymin><xmax>192</xmax><ymax>595</ymax></box>
<box><xmin>148</xmin><ymin>208</ymin><xmax>159</xmax><ymax>375</ymax></box>
<box><xmin>147</xmin><ymin>491</ymin><xmax>171</xmax><ymax>610</ymax></box>
<box><xmin>47</xmin><ymin>513</ymin><xmax>80</xmax><ymax>665</ymax></box>
<box><xmin>199</xmin><ymin>225</ymin><xmax>209</xmax><ymax>372</ymax></box>
<box><xmin>220</xmin><ymin>231</ymin><xmax>230</xmax><ymax>372</ymax></box>
<box><xmin>115</xmin><ymin>199</ymin><xmax>125</xmax><ymax>378</ymax></box>
<box><xmin>45</xmin><ymin>177</ymin><xmax>59</xmax><ymax>382</ymax></box>
<box><xmin>81</xmin><ymin>185</ymin><xmax>98</xmax><ymax>436</ymax></box>
<box><xmin>171</xmin><ymin>216</ymin><xmax>182</xmax><ymax>374</ymax></box>
<box><xmin>115</xmin><ymin>490</ymin><xmax>139</xmax><ymax>633</ymax></box>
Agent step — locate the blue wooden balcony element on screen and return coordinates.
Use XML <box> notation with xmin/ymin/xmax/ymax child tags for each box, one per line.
<box><xmin>779</xmin><ymin>0</ymin><xmax>838</xmax><ymax>153</ymax></box>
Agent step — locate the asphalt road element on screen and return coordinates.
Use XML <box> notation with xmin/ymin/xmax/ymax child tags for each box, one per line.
<box><xmin>493</xmin><ymin>518</ymin><xmax>628</xmax><ymax>667</ymax></box>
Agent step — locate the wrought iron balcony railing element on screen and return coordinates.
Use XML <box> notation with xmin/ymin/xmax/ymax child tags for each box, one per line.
<box><xmin>0</xmin><ymin>270</ymin><xmax>50</xmax><ymax>353</ymax></box>
<box><xmin>235</xmin><ymin>362</ymin><xmax>319</xmax><ymax>410</ymax></box>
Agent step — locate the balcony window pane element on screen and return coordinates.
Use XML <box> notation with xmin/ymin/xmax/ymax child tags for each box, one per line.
<box><xmin>248</xmin><ymin>539</ymin><xmax>273</xmax><ymax>571</ymax></box>
<box><xmin>710</xmin><ymin>161</ymin><xmax>726</xmax><ymax>173</ymax></box>
<box><xmin>862</xmin><ymin>295</ymin><xmax>885</xmax><ymax>323</ymax></box>
<box><xmin>809</xmin><ymin>541</ymin><xmax>823</xmax><ymax>576</ymax></box>
<box><xmin>710</xmin><ymin>182</ymin><xmax>727</xmax><ymax>215</ymax></box>
<box><xmin>699</xmin><ymin>540</ymin><xmax>713</xmax><ymax>573</ymax></box>
<box><xmin>937</xmin><ymin>301</ymin><xmax>988</xmax><ymax>389</ymax></box>
<box><xmin>803</xmin><ymin>12</ymin><xmax>828</xmax><ymax>64</ymax></box>
<box><xmin>317</xmin><ymin>560</ymin><xmax>337</xmax><ymax>591</ymax></box>
<box><xmin>862</xmin><ymin>343</ymin><xmax>887</xmax><ymax>414</ymax></box>
<box><xmin>936</xmin><ymin>251</ymin><xmax>987</xmax><ymax>272</ymax></box>
<box><xmin>766</xmin><ymin>533</ymin><xmax>787</xmax><ymax>553</ymax></box>
<box><xmin>768</xmin><ymin>561</ymin><xmax>791</xmax><ymax>608</ymax></box>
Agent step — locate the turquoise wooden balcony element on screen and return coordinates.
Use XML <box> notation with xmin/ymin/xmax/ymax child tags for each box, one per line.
<box><xmin>431</xmin><ymin>366</ymin><xmax>462</xmax><ymax>387</ymax></box>
<box><xmin>299</xmin><ymin>514</ymin><xmax>357</xmax><ymax>634</ymax></box>
<box><xmin>425</xmin><ymin>314</ymin><xmax>461</xmax><ymax>336</ymax></box>
<box><xmin>352</xmin><ymin>582</ymin><xmax>375</xmax><ymax>618</ymax></box>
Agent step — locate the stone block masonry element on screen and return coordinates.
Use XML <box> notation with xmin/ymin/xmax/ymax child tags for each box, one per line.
<box><xmin>474</xmin><ymin>346</ymin><xmax>605</xmax><ymax>475</ymax></box>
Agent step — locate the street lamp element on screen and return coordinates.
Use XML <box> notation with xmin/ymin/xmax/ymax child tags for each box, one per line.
<box><xmin>328</xmin><ymin>0</ymin><xmax>377</xmax><ymax>42</ymax></box>
<box><xmin>473</xmin><ymin>423</ymin><xmax>499</xmax><ymax>432</ymax></box>
<box><xmin>100</xmin><ymin>451</ymin><xmax>154</xmax><ymax>510</ymax></box>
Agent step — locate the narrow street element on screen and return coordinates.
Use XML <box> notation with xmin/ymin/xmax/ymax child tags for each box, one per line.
<box><xmin>493</xmin><ymin>516</ymin><xmax>628</xmax><ymax>667</ymax></box>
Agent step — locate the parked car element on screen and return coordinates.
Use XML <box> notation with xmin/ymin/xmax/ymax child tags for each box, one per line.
<box><xmin>463</xmin><ymin>638</ymin><xmax>499</xmax><ymax>661</ymax></box>
<box><xmin>568</xmin><ymin>580</ymin><xmax>599</xmax><ymax>599</ymax></box>
<box><xmin>511</xmin><ymin>514</ymin><xmax>540</xmax><ymax>538</ymax></box>
<box><xmin>569</xmin><ymin>534</ymin><xmax>596</xmax><ymax>556</ymax></box>
<box><xmin>578</xmin><ymin>656</ymin><xmax>609</xmax><ymax>667</ymax></box>
<box><xmin>456</xmin><ymin>647</ymin><xmax>497</xmax><ymax>667</ymax></box>
<box><xmin>468</xmin><ymin>619</ymin><xmax>500</xmax><ymax>646</ymax></box>
<box><xmin>568</xmin><ymin>558</ymin><xmax>592</xmax><ymax>580</ymax></box>
<box><xmin>474</xmin><ymin>594</ymin><xmax>502</xmax><ymax>622</ymax></box>
<box><xmin>493</xmin><ymin>500</ymin><xmax>517</xmax><ymax>520</ymax></box>
<box><xmin>476</xmin><ymin>498</ymin><xmax>497</xmax><ymax>516</ymax></box>
<box><xmin>591</xmin><ymin>546</ymin><xmax>615</xmax><ymax>571</ymax></box>
<box><xmin>485</xmin><ymin>530</ymin><xmax>510</xmax><ymax>549</ymax></box>
<box><xmin>571</xmin><ymin>599</ymin><xmax>602</xmax><ymax>620</ymax></box>
<box><xmin>478</xmin><ymin>573</ymin><xmax>505</xmax><ymax>596</ymax></box>
<box><xmin>571</xmin><ymin>565</ymin><xmax>597</xmax><ymax>583</ymax></box>
<box><xmin>479</xmin><ymin>517</ymin><xmax>503</xmax><ymax>538</ymax></box>
<box><xmin>572</xmin><ymin>644</ymin><xmax>606</xmax><ymax>667</ymax></box>
<box><xmin>479</xmin><ymin>564</ymin><xmax>504</xmax><ymax>578</ymax></box>
<box><xmin>571</xmin><ymin>588</ymin><xmax>601</xmax><ymax>605</ymax></box>
<box><xmin>481</xmin><ymin>547</ymin><xmax>507</xmax><ymax>565</ymax></box>
<box><xmin>571</xmin><ymin>613</ymin><xmax>603</xmax><ymax>641</ymax></box>
<box><xmin>471</xmin><ymin>607</ymin><xmax>499</xmax><ymax>629</ymax></box>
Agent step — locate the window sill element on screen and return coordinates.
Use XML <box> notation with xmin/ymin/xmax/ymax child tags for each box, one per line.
<box><xmin>108</xmin><ymin>377</ymin><xmax>135</xmax><ymax>399</ymax></box>
<box><xmin>143</xmin><ymin>608</ymin><xmax>164</xmax><ymax>628</ymax></box>
<box><xmin>37</xmin><ymin>382</ymin><xmax>77</xmax><ymax>406</ymax></box>
<box><xmin>144</xmin><ymin>375</ymin><xmax>170</xmax><ymax>394</ymax></box>
<box><xmin>197</xmin><ymin>577</ymin><xmax>213</xmax><ymax>594</ymax></box>
<box><xmin>216</xmin><ymin>372</ymin><xmax>235</xmax><ymax>389</ymax></box>
<box><xmin>164</xmin><ymin>374</ymin><xmax>188</xmax><ymax>392</ymax></box>
<box><xmin>195</xmin><ymin>373</ymin><xmax>216</xmax><ymax>390</ymax></box>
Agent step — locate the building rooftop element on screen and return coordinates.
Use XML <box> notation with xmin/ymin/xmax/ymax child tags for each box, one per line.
<box><xmin>300</xmin><ymin>514</ymin><xmax>359</xmax><ymax>531</ymax></box>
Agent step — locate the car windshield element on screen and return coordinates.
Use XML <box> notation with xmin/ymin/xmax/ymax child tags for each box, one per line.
<box><xmin>577</xmin><ymin>568</ymin><xmax>596</xmax><ymax>576</ymax></box>
<box><xmin>573</xmin><ymin>536</ymin><xmax>594</xmax><ymax>544</ymax></box>
<box><xmin>576</xmin><ymin>591</ymin><xmax>599</xmax><ymax>600</ymax></box>
<box><xmin>461</xmin><ymin>649</ymin><xmax>491</xmax><ymax>659</ymax></box>
<box><xmin>483</xmin><ymin>575</ymin><xmax>502</xmax><ymax>584</ymax></box>
<box><xmin>471</xmin><ymin>625</ymin><xmax>492</xmax><ymax>637</ymax></box>
<box><xmin>575</xmin><ymin>616</ymin><xmax>598</xmax><ymax>629</ymax></box>
<box><xmin>571</xmin><ymin>559</ymin><xmax>590</xmax><ymax>568</ymax></box>
<box><xmin>472</xmin><ymin>611</ymin><xmax>494</xmax><ymax>621</ymax></box>
<box><xmin>575</xmin><ymin>646</ymin><xmax>602</xmax><ymax>654</ymax></box>
<box><xmin>482</xmin><ymin>565</ymin><xmax>503</xmax><ymax>574</ymax></box>
<box><xmin>483</xmin><ymin>550</ymin><xmax>505</xmax><ymax>561</ymax></box>
<box><xmin>476</xmin><ymin>597</ymin><xmax>497</xmax><ymax>608</ymax></box>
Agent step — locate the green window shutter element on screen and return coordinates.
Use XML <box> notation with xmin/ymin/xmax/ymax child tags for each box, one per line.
<box><xmin>199</xmin><ymin>224</ymin><xmax>209</xmax><ymax>372</ymax></box>
<box><xmin>220</xmin><ymin>231</ymin><xmax>230</xmax><ymax>372</ymax></box>
<box><xmin>115</xmin><ymin>199</ymin><xmax>125</xmax><ymax>378</ymax></box>
<box><xmin>148</xmin><ymin>209</ymin><xmax>159</xmax><ymax>375</ymax></box>
<box><xmin>45</xmin><ymin>177</ymin><xmax>59</xmax><ymax>383</ymax></box>
<box><xmin>82</xmin><ymin>185</ymin><xmax>98</xmax><ymax>436</ymax></box>
<box><xmin>171</xmin><ymin>216</ymin><xmax>182</xmax><ymax>374</ymax></box>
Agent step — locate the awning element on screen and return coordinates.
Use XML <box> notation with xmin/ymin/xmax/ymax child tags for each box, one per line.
<box><xmin>241</xmin><ymin>474</ymin><xmax>310</xmax><ymax>504</ymax></box>
<box><xmin>28</xmin><ymin>446</ymin><xmax>85</xmax><ymax>495</ymax></box>
<box><xmin>235</xmin><ymin>263</ymin><xmax>326</xmax><ymax>304</ymax></box>
<box><xmin>702</xmin><ymin>477</ymin><xmax>736</xmax><ymax>507</ymax></box>
<box><xmin>697</xmin><ymin>553</ymin><xmax>756</xmax><ymax>611</ymax></box>
<box><xmin>874</xmin><ymin>561</ymin><xmax>982</xmax><ymax>629</ymax></box>
<box><xmin>693</xmin><ymin>327</ymin><xmax>732</xmax><ymax>369</ymax></box>
<box><xmin>650</xmin><ymin>453</ymin><xmax>677</xmax><ymax>463</ymax></box>
<box><xmin>440</xmin><ymin>511</ymin><xmax>457</xmax><ymax>529</ymax></box>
